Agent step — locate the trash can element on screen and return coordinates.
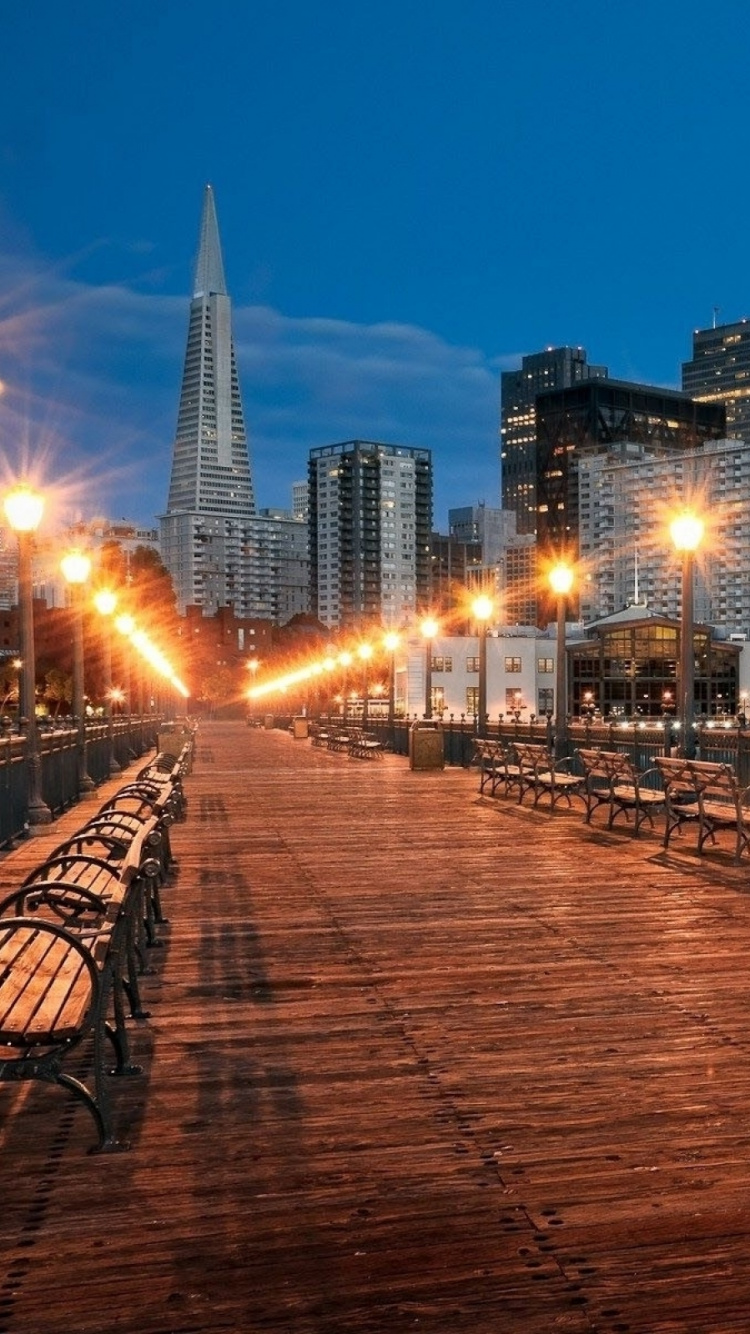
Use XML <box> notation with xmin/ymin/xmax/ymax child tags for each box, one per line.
<box><xmin>292</xmin><ymin>716</ymin><xmax>309</xmax><ymax>739</ymax></box>
<box><xmin>264</xmin><ymin>714</ymin><xmax>274</xmax><ymax>730</ymax></box>
<box><xmin>409</xmin><ymin>719</ymin><xmax>445</xmax><ymax>770</ymax></box>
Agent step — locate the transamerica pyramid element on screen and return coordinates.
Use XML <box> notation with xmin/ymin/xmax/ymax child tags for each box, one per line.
<box><xmin>166</xmin><ymin>184</ymin><xmax>255</xmax><ymax>516</ymax></box>
<box><xmin>160</xmin><ymin>185</ymin><xmax>256</xmax><ymax>613</ymax></box>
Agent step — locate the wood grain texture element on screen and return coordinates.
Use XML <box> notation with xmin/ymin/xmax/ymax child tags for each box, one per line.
<box><xmin>1</xmin><ymin>721</ymin><xmax>750</xmax><ymax>1332</ymax></box>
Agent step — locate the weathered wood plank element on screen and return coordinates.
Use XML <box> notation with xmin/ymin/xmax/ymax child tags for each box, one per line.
<box><xmin>3</xmin><ymin>722</ymin><xmax>750</xmax><ymax>1330</ymax></box>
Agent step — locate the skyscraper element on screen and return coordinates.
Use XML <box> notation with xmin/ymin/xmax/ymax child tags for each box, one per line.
<box><xmin>308</xmin><ymin>440</ymin><xmax>432</xmax><ymax>631</ymax></box>
<box><xmin>160</xmin><ymin>185</ymin><xmax>256</xmax><ymax>614</ymax></box>
<box><xmin>501</xmin><ymin>346</ymin><xmax>608</xmax><ymax>536</ymax></box>
<box><xmin>682</xmin><ymin>318</ymin><xmax>750</xmax><ymax>439</ymax></box>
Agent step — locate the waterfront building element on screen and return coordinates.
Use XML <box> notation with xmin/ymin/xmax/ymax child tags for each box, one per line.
<box><xmin>682</xmin><ymin>317</ymin><xmax>750</xmax><ymax>439</ymax></box>
<box><xmin>308</xmin><ymin>440</ymin><xmax>432</xmax><ymax>631</ymax></box>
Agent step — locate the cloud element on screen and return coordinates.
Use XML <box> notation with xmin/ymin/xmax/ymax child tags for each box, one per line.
<box><xmin>0</xmin><ymin>253</ymin><xmax>507</xmax><ymax>527</ymax></box>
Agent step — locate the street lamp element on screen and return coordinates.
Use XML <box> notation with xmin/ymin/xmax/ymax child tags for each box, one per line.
<box><xmin>3</xmin><ymin>484</ymin><xmax>52</xmax><ymax>828</ymax></box>
<box><xmin>670</xmin><ymin>511</ymin><xmax>704</xmax><ymax>760</ymax></box>
<box><xmin>549</xmin><ymin>562</ymin><xmax>574</xmax><ymax>759</ymax></box>
<box><xmin>358</xmin><ymin>643</ymin><xmax>373</xmax><ymax>727</ymax></box>
<box><xmin>471</xmin><ymin>593</ymin><xmax>494</xmax><ymax>738</ymax></box>
<box><xmin>383</xmin><ymin>631</ymin><xmax>400</xmax><ymax>739</ymax></box>
<box><xmin>93</xmin><ymin>588</ymin><xmax>120</xmax><ymax>775</ymax></box>
<box><xmin>421</xmin><ymin>617</ymin><xmax>439</xmax><ymax>720</ymax></box>
<box><xmin>61</xmin><ymin>548</ymin><xmax>94</xmax><ymax>795</ymax></box>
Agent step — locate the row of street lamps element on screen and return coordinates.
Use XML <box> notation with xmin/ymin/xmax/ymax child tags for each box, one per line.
<box><xmin>3</xmin><ymin>481</ymin><xmax>190</xmax><ymax>832</ymax></box>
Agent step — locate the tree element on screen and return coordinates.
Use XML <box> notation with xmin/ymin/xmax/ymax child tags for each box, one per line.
<box><xmin>43</xmin><ymin>667</ymin><xmax>72</xmax><ymax>717</ymax></box>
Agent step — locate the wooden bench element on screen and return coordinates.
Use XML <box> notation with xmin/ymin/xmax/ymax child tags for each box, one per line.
<box><xmin>473</xmin><ymin>738</ymin><xmax>523</xmax><ymax>798</ymax></box>
<box><xmin>347</xmin><ymin>728</ymin><xmax>383</xmax><ymax>760</ymax></box>
<box><xmin>577</xmin><ymin>748</ymin><xmax>666</xmax><ymax>835</ymax></box>
<box><xmin>327</xmin><ymin>728</ymin><xmax>353</xmax><ymax>753</ymax></box>
<box><xmin>0</xmin><ymin>822</ymin><xmax>160</xmax><ymax>1151</ymax></box>
<box><xmin>654</xmin><ymin>756</ymin><xmax>750</xmax><ymax>862</ymax></box>
<box><xmin>513</xmin><ymin>741</ymin><xmax>586</xmax><ymax>811</ymax></box>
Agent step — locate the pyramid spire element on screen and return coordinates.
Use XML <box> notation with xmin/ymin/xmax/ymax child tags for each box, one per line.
<box><xmin>193</xmin><ymin>183</ymin><xmax>227</xmax><ymax>298</ymax></box>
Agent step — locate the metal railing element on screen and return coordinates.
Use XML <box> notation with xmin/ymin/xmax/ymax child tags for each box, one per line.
<box><xmin>0</xmin><ymin>715</ymin><xmax>164</xmax><ymax>847</ymax></box>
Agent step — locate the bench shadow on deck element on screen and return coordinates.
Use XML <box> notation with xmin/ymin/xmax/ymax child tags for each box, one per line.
<box><xmin>2</xmin><ymin>721</ymin><xmax>750</xmax><ymax>1332</ymax></box>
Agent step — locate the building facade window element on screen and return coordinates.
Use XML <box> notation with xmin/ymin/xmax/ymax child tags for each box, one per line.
<box><xmin>505</xmin><ymin>656</ymin><xmax>522</xmax><ymax>672</ymax></box>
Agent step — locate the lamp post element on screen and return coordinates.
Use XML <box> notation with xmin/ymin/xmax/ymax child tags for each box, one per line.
<box><xmin>358</xmin><ymin>643</ymin><xmax>372</xmax><ymax>727</ymax></box>
<box><xmin>549</xmin><ymin>562</ymin><xmax>574</xmax><ymax>759</ymax></box>
<box><xmin>383</xmin><ymin>631</ymin><xmax>400</xmax><ymax>742</ymax></box>
<box><xmin>93</xmin><ymin>588</ymin><xmax>121</xmax><ymax>775</ymax></box>
<box><xmin>61</xmin><ymin>549</ymin><xmax>95</xmax><ymax>795</ymax></box>
<box><xmin>421</xmin><ymin>617</ymin><xmax>439</xmax><ymax>719</ymax></box>
<box><xmin>338</xmin><ymin>651</ymin><xmax>352</xmax><ymax>720</ymax></box>
<box><xmin>471</xmin><ymin>593</ymin><xmax>494</xmax><ymax>737</ymax></box>
<box><xmin>670</xmin><ymin>511</ymin><xmax>704</xmax><ymax>760</ymax></box>
<box><xmin>3</xmin><ymin>484</ymin><xmax>52</xmax><ymax>828</ymax></box>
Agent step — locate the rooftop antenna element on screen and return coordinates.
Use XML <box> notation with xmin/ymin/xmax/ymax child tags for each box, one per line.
<box><xmin>713</xmin><ymin>305</ymin><xmax>721</xmax><ymax>329</ymax></box>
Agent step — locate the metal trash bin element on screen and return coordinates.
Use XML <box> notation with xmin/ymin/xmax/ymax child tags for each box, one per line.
<box><xmin>292</xmin><ymin>716</ymin><xmax>309</xmax><ymax>739</ymax></box>
<box><xmin>408</xmin><ymin>719</ymin><xmax>444</xmax><ymax>770</ymax></box>
<box><xmin>264</xmin><ymin>714</ymin><xmax>275</xmax><ymax>730</ymax></box>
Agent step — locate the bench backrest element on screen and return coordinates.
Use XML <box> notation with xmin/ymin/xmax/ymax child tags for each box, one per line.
<box><xmin>577</xmin><ymin>748</ymin><xmax>638</xmax><ymax>783</ymax></box>
<box><xmin>655</xmin><ymin>757</ymin><xmax>742</xmax><ymax>803</ymax></box>
<box><xmin>513</xmin><ymin>741</ymin><xmax>553</xmax><ymax>769</ymax></box>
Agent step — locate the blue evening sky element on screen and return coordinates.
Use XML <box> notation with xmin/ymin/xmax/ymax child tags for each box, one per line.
<box><xmin>1</xmin><ymin>0</ymin><xmax>747</xmax><ymax>531</ymax></box>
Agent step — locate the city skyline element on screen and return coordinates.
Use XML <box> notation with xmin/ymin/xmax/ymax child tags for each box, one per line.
<box><xmin>2</xmin><ymin>2</ymin><xmax>749</xmax><ymax>532</ymax></box>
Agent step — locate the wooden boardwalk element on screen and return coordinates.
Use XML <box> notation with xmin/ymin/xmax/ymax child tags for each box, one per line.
<box><xmin>2</xmin><ymin>721</ymin><xmax>750</xmax><ymax>1332</ymax></box>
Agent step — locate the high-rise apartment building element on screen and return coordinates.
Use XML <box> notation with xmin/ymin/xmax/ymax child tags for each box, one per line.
<box><xmin>577</xmin><ymin>437</ymin><xmax>750</xmax><ymax>633</ymax></box>
<box><xmin>501</xmin><ymin>347</ymin><xmax>608</xmax><ymax>535</ymax></box>
<box><xmin>160</xmin><ymin>185</ymin><xmax>256</xmax><ymax>615</ymax></box>
<box><xmin>682</xmin><ymin>318</ymin><xmax>750</xmax><ymax>439</ymax></box>
<box><xmin>308</xmin><ymin>440</ymin><xmax>432</xmax><ymax>631</ymax></box>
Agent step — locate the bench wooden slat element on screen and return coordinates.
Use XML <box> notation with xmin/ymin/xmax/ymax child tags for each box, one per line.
<box><xmin>0</xmin><ymin>923</ymin><xmax>93</xmax><ymax>1042</ymax></box>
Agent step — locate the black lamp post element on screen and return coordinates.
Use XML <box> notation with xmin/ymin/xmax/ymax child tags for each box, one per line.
<box><xmin>61</xmin><ymin>549</ymin><xmax>95</xmax><ymax>795</ymax></box>
<box><xmin>471</xmin><ymin>593</ymin><xmax>494</xmax><ymax>738</ymax></box>
<box><xmin>4</xmin><ymin>485</ymin><xmax>52</xmax><ymax>829</ymax></box>
<box><xmin>421</xmin><ymin>617</ymin><xmax>438</xmax><ymax>720</ymax></box>
<box><xmin>670</xmin><ymin>512</ymin><xmax>704</xmax><ymax>761</ymax></box>
<box><xmin>549</xmin><ymin>562</ymin><xmax>574</xmax><ymax>759</ymax></box>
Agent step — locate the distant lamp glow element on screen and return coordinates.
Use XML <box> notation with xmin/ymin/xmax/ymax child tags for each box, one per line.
<box><xmin>670</xmin><ymin>512</ymin><xmax>704</xmax><ymax>553</ymax></box>
<box><xmin>3</xmin><ymin>486</ymin><xmax>44</xmax><ymax>534</ymax></box>
<box><xmin>94</xmin><ymin>588</ymin><xmax>118</xmax><ymax>617</ymax></box>
<box><xmin>471</xmin><ymin>594</ymin><xmax>494</xmax><ymax>623</ymax></box>
<box><xmin>60</xmin><ymin>550</ymin><xmax>92</xmax><ymax>587</ymax></box>
<box><xmin>548</xmin><ymin>563</ymin><xmax>574</xmax><ymax>598</ymax></box>
<box><xmin>115</xmin><ymin>613</ymin><xmax>135</xmax><ymax>637</ymax></box>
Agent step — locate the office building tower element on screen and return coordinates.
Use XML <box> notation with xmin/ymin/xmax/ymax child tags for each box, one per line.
<box><xmin>429</xmin><ymin>532</ymin><xmax>483</xmax><ymax>618</ymax></box>
<box><xmin>682</xmin><ymin>318</ymin><xmax>750</xmax><ymax>439</ymax></box>
<box><xmin>309</xmin><ymin>440</ymin><xmax>432</xmax><ymax>631</ymax></box>
<box><xmin>448</xmin><ymin>503</ymin><xmax>506</xmax><ymax>565</ymax></box>
<box><xmin>501</xmin><ymin>347</ymin><xmax>608</xmax><ymax>536</ymax></box>
<box><xmin>160</xmin><ymin>184</ymin><xmax>256</xmax><ymax>614</ymax></box>
<box><xmin>534</xmin><ymin>379</ymin><xmax>726</xmax><ymax>557</ymax></box>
